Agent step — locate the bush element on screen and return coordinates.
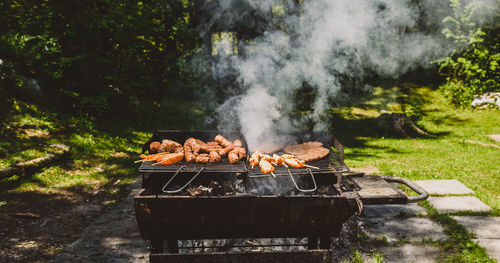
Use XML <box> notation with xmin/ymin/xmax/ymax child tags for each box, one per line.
<box><xmin>434</xmin><ymin>0</ymin><xmax>499</xmax><ymax>107</ymax></box>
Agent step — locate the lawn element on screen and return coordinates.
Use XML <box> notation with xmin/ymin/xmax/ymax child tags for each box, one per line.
<box><xmin>333</xmin><ymin>86</ymin><xmax>499</xmax><ymax>213</ymax></box>
<box><xmin>0</xmin><ymin>85</ymin><xmax>498</xmax><ymax>262</ymax></box>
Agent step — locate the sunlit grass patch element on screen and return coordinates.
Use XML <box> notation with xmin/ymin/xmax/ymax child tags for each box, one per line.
<box><xmin>14</xmin><ymin>166</ymin><xmax>109</xmax><ymax>192</ymax></box>
<box><xmin>341</xmin><ymin>92</ymin><xmax>499</xmax><ymax>213</ymax></box>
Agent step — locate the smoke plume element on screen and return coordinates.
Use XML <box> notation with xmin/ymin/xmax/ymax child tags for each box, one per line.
<box><xmin>203</xmin><ymin>0</ymin><xmax>497</xmax><ymax>151</ymax></box>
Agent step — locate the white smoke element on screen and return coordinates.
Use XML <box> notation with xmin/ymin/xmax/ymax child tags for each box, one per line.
<box><xmin>206</xmin><ymin>0</ymin><xmax>497</xmax><ymax>150</ymax></box>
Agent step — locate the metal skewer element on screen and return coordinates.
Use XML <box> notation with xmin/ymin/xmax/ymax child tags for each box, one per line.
<box><xmin>304</xmin><ymin>164</ymin><xmax>320</xmax><ymax>170</ymax></box>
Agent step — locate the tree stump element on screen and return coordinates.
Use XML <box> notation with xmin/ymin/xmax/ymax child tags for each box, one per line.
<box><xmin>375</xmin><ymin>113</ymin><xmax>436</xmax><ymax>138</ymax></box>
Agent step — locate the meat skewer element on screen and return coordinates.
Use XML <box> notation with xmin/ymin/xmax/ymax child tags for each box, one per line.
<box><xmin>152</xmin><ymin>152</ymin><xmax>184</xmax><ymax>166</ymax></box>
<box><xmin>282</xmin><ymin>155</ymin><xmax>319</xmax><ymax>169</ymax></box>
<box><xmin>136</xmin><ymin>152</ymin><xmax>169</xmax><ymax>163</ymax></box>
<box><xmin>259</xmin><ymin>159</ymin><xmax>276</xmax><ymax>177</ymax></box>
<box><xmin>249</xmin><ymin>151</ymin><xmax>261</xmax><ymax>169</ymax></box>
<box><xmin>272</xmin><ymin>154</ymin><xmax>288</xmax><ymax>167</ymax></box>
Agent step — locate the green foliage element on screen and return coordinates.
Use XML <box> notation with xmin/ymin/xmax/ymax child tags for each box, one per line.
<box><xmin>434</xmin><ymin>0</ymin><xmax>500</xmax><ymax>107</ymax></box>
<box><xmin>0</xmin><ymin>0</ymin><xmax>202</xmax><ymax>116</ymax></box>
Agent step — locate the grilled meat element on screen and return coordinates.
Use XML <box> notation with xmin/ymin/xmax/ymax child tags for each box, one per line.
<box><xmin>215</xmin><ymin>135</ymin><xmax>233</xmax><ymax>148</ymax></box>
<box><xmin>209</xmin><ymin>151</ymin><xmax>222</xmax><ymax>163</ymax></box>
<box><xmin>218</xmin><ymin>145</ymin><xmax>235</xmax><ymax>157</ymax></box>
<box><xmin>228</xmin><ymin>151</ymin><xmax>240</xmax><ymax>164</ymax></box>
<box><xmin>233</xmin><ymin>139</ymin><xmax>243</xmax><ymax>147</ymax></box>
<box><xmin>155</xmin><ymin>152</ymin><xmax>184</xmax><ymax>165</ymax></box>
<box><xmin>259</xmin><ymin>159</ymin><xmax>275</xmax><ymax>174</ymax></box>
<box><xmin>149</xmin><ymin>141</ymin><xmax>161</xmax><ymax>154</ymax></box>
<box><xmin>283</xmin><ymin>142</ymin><xmax>329</xmax><ymax>162</ymax></box>
<box><xmin>159</xmin><ymin>139</ymin><xmax>183</xmax><ymax>153</ymax></box>
<box><xmin>195</xmin><ymin>153</ymin><xmax>210</xmax><ymax>164</ymax></box>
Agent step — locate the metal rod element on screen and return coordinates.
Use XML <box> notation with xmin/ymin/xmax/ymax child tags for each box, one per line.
<box><xmin>161</xmin><ymin>166</ymin><xmax>205</xmax><ymax>194</ymax></box>
<box><xmin>381</xmin><ymin>176</ymin><xmax>428</xmax><ymax>203</ymax></box>
<box><xmin>288</xmin><ymin>168</ymin><xmax>317</xmax><ymax>193</ymax></box>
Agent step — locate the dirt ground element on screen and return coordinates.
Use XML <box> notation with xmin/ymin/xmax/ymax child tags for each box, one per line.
<box><xmin>0</xmin><ymin>180</ymin><xmax>132</xmax><ymax>262</ymax></box>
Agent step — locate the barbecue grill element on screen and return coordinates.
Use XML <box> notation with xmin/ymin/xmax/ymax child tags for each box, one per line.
<box><xmin>134</xmin><ymin>130</ymin><xmax>428</xmax><ymax>262</ymax></box>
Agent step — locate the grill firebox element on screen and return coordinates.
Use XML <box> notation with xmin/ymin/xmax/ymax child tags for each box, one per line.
<box><xmin>134</xmin><ymin>131</ymin><xmax>428</xmax><ymax>262</ymax></box>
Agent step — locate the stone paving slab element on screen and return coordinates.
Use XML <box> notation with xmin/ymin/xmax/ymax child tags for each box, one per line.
<box><xmin>485</xmin><ymin>134</ymin><xmax>500</xmax><ymax>142</ymax></box>
<box><xmin>474</xmin><ymin>239</ymin><xmax>500</xmax><ymax>261</ymax></box>
<box><xmin>452</xmin><ymin>216</ymin><xmax>500</xmax><ymax>239</ymax></box>
<box><xmin>379</xmin><ymin>245</ymin><xmax>440</xmax><ymax>263</ymax></box>
<box><xmin>362</xmin><ymin>204</ymin><xmax>426</xmax><ymax>218</ymax></box>
<box><xmin>53</xmin><ymin>177</ymin><xmax>149</xmax><ymax>263</ymax></box>
<box><xmin>428</xmin><ymin>196</ymin><xmax>492</xmax><ymax>213</ymax></box>
<box><xmin>362</xmin><ymin>217</ymin><xmax>446</xmax><ymax>243</ymax></box>
<box><xmin>415</xmin><ymin>179</ymin><xmax>474</xmax><ymax>195</ymax></box>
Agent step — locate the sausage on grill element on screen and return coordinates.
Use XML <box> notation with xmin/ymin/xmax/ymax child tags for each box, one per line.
<box><xmin>215</xmin><ymin>135</ymin><xmax>233</xmax><ymax>148</ymax></box>
<box><xmin>218</xmin><ymin>145</ymin><xmax>235</xmax><ymax>157</ymax></box>
<box><xmin>195</xmin><ymin>153</ymin><xmax>210</xmax><ymax>164</ymax></box>
<box><xmin>209</xmin><ymin>151</ymin><xmax>221</xmax><ymax>163</ymax></box>
<box><xmin>233</xmin><ymin>139</ymin><xmax>243</xmax><ymax>147</ymax></box>
<box><xmin>228</xmin><ymin>151</ymin><xmax>240</xmax><ymax>164</ymax></box>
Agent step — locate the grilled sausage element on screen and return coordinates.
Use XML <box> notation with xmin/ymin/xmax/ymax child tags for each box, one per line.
<box><xmin>209</xmin><ymin>151</ymin><xmax>221</xmax><ymax>163</ymax></box>
<box><xmin>218</xmin><ymin>145</ymin><xmax>234</xmax><ymax>157</ymax></box>
<box><xmin>233</xmin><ymin>139</ymin><xmax>243</xmax><ymax>147</ymax></box>
<box><xmin>215</xmin><ymin>135</ymin><xmax>232</xmax><ymax>148</ymax></box>
<box><xmin>207</xmin><ymin>142</ymin><xmax>219</xmax><ymax>146</ymax></box>
<box><xmin>195</xmin><ymin>153</ymin><xmax>210</xmax><ymax>164</ymax></box>
<box><xmin>228</xmin><ymin>151</ymin><xmax>240</xmax><ymax>164</ymax></box>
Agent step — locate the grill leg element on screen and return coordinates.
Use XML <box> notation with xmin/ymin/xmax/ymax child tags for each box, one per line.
<box><xmin>319</xmin><ymin>236</ymin><xmax>332</xmax><ymax>249</ymax></box>
<box><xmin>151</xmin><ymin>240</ymin><xmax>163</xmax><ymax>254</ymax></box>
<box><xmin>307</xmin><ymin>236</ymin><xmax>318</xmax><ymax>249</ymax></box>
<box><xmin>167</xmin><ymin>239</ymin><xmax>179</xmax><ymax>253</ymax></box>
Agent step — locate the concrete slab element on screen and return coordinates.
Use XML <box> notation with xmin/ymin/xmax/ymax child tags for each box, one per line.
<box><xmin>452</xmin><ymin>216</ymin><xmax>500</xmax><ymax>239</ymax></box>
<box><xmin>362</xmin><ymin>217</ymin><xmax>446</xmax><ymax>243</ymax></box>
<box><xmin>485</xmin><ymin>134</ymin><xmax>500</xmax><ymax>142</ymax></box>
<box><xmin>474</xmin><ymin>239</ymin><xmax>500</xmax><ymax>261</ymax></box>
<box><xmin>362</xmin><ymin>204</ymin><xmax>426</xmax><ymax>218</ymax></box>
<box><xmin>428</xmin><ymin>196</ymin><xmax>492</xmax><ymax>213</ymax></box>
<box><xmin>380</xmin><ymin>245</ymin><xmax>440</xmax><ymax>263</ymax></box>
<box><xmin>415</xmin><ymin>179</ymin><xmax>474</xmax><ymax>195</ymax></box>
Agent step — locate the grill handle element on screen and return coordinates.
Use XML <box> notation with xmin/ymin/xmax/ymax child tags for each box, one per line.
<box><xmin>288</xmin><ymin>168</ymin><xmax>318</xmax><ymax>193</ymax></box>
<box><xmin>161</xmin><ymin>166</ymin><xmax>205</xmax><ymax>194</ymax></box>
<box><xmin>381</xmin><ymin>176</ymin><xmax>428</xmax><ymax>203</ymax></box>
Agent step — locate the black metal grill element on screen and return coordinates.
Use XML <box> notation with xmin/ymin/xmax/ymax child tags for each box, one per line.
<box><xmin>134</xmin><ymin>130</ymin><xmax>429</xmax><ymax>262</ymax></box>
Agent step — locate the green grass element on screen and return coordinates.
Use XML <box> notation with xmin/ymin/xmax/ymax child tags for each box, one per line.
<box><xmin>0</xmin><ymin>99</ymin><xmax>151</xmax><ymax>198</ymax></box>
<box><xmin>333</xmin><ymin>85</ymin><xmax>498</xmax><ymax>262</ymax></box>
<box><xmin>334</xmin><ymin>86</ymin><xmax>500</xmax><ymax>213</ymax></box>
